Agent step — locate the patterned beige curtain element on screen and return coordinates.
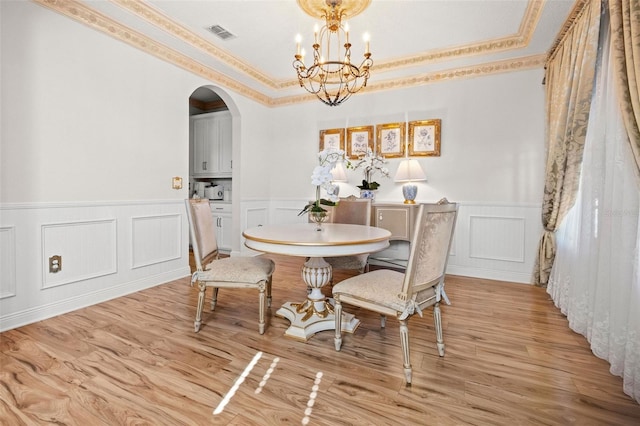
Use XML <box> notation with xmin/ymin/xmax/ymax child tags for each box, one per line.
<box><xmin>533</xmin><ymin>0</ymin><xmax>602</xmax><ymax>286</ymax></box>
<box><xmin>609</xmin><ymin>0</ymin><xmax>640</xmax><ymax>173</ymax></box>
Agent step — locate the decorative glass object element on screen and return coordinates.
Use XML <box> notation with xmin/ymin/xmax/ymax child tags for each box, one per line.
<box><xmin>309</xmin><ymin>211</ymin><xmax>330</xmax><ymax>231</ymax></box>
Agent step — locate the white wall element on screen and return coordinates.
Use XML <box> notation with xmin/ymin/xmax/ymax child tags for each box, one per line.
<box><xmin>0</xmin><ymin>1</ymin><xmax>272</xmax><ymax>330</ymax></box>
<box><xmin>266</xmin><ymin>71</ymin><xmax>546</xmax><ymax>205</ymax></box>
<box><xmin>250</xmin><ymin>70</ymin><xmax>546</xmax><ymax>283</ymax></box>
<box><xmin>0</xmin><ymin>0</ymin><xmax>545</xmax><ymax>331</ymax></box>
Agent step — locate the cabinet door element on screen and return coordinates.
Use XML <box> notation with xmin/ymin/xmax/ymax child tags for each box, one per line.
<box><xmin>211</xmin><ymin>212</ymin><xmax>232</xmax><ymax>251</ymax></box>
<box><xmin>190</xmin><ymin>111</ymin><xmax>232</xmax><ymax>178</ymax></box>
<box><xmin>217</xmin><ymin>113</ymin><xmax>233</xmax><ymax>175</ymax></box>
<box><xmin>191</xmin><ymin>117</ymin><xmax>212</xmax><ymax>176</ymax></box>
<box><xmin>218</xmin><ymin>213</ymin><xmax>232</xmax><ymax>251</ymax></box>
<box><xmin>375</xmin><ymin>206</ymin><xmax>412</xmax><ymax>240</ymax></box>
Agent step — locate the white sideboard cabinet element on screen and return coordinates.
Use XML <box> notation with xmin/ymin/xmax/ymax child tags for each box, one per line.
<box><xmin>190</xmin><ymin>111</ymin><xmax>232</xmax><ymax>178</ymax></box>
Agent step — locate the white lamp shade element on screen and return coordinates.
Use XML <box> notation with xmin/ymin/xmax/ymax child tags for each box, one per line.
<box><xmin>394</xmin><ymin>159</ymin><xmax>426</xmax><ymax>182</ymax></box>
<box><xmin>330</xmin><ymin>161</ymin><xmax>348</xmax><ymax>182</ymax></box>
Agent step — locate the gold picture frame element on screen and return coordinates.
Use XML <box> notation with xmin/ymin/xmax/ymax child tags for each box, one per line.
<box><xmin>376</xmin><ymin>122</ymin><xmax>406</xmax><ymax>158</ymax></box>
<box><xmin>408</xmin><ymin>119</ymin><xmax>441</xmax><ymax>157</ymax></box>
<box><xmin>319</xmin><ymin>128</ymin><xmax>345</xmax><ymax>152</ymax></box>
<box><xmin>346</xmin><ymin>125</ymin><xmax>374</xmax><ymax>159</ymax></box>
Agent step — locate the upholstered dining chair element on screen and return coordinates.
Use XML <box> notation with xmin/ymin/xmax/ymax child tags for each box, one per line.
<box><xmin>332</xmin><ymin>201</ymin><xmax>458</xmax><ymax>384</ymax></box>
<box><xmin>324</xmin><ymin>196</ymin><xmax>372</xmax><ymax>281</ymax></box>
<box><xmin>185</xmin><ymin>198</ymin><xmax>275</xmax><ymax>334</ymax></box>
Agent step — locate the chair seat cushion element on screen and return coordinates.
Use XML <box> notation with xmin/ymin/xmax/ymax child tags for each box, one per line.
<box><xmin>325</xmin><ymin>254</ymin><xmax>368</xmax><ymax>270</ymax></box>
<box><xmin>332</xmin><ymin>269</ymin><xmax>409</xmax><ymax>312</ymax></box>
<box><xmin>202</xmin><ymin>257</ymin><xmax>275</xmax><ymax>283</ymax></box>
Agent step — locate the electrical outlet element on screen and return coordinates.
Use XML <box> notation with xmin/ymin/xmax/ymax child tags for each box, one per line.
<box><xmin>49</xmin><ymin>255</ymin><xmax>62</xmax><ymax>273</ymax></box>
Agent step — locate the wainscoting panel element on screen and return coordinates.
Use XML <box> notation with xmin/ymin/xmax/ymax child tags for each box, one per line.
<box><xmin>469</xmin><ymin>215</ymin><xmax>525</xmax><ymax>263</ymax></box>
<box><xmin>245</xmin><ymin>207</ymin><xmax>268</xmax><ymax>229</ymax></box>
<box><xmin>0</xmin><ymin>200</ymin><xmax>190</xmax><ymax>331</ymax></box>
<box><xmin>447</xmin><ymin>203</ymin><xmax>542</xmax><ymax>283</ymax></box>
<box><xmin>131</xmin><ymin>214</ymin><xmax>182</xmax><ymax>269</ymax></box>
<box><xmin>42</xmin><ymin>219</ymin><xmax>117</xmax><ymax>289</ymax></box>
<box><xmin>272</xmin><ymin>206</ymin><xmax>306</xmax><ymax>225</ymax></box>
<box><xmin>0</xmin><ymin>226</ymin><xmax>17</xmax><ymax>299</ymax></box>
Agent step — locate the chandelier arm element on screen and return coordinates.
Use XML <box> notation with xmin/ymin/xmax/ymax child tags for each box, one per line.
<box><xmin>293</xmin><ymin>0</ymin><xmax>373</xmax><ymax>106</ymax></box>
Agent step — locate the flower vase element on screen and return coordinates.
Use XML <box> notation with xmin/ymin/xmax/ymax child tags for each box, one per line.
<box><xmin>360</xmin><ymin>189</ymin><xmax>376</xmax><ymax>200</ymax></box>
<box><xmin>309</xmin><ymin>211</ymin><xmax>330</xmax><ymax>231</ymax></box>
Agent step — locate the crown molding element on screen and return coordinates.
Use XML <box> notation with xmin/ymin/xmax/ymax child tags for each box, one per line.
<box><xmin>110</xmin><ymin>0</ymin><xmax>280</xmax><ymax>90</ymax></box>
<box><xmin>33</xmin><ymin>0</ymin><xmax>548</xmax><ymax>108</ymax></box>
<box><xmin>33</xmin><ymin>0</ymin><xmax>271</xmax><ymax>105</ymax></box>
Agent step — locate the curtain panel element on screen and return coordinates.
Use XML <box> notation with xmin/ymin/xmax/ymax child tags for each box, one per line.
<box><xmin>548</xmin><ymin>10</ymin><xmax>640</xmax><ymax>403</ymax></box>
<box><xmin>609</xmin><ymin>0</ymin><xmax>640</xmax><ymax>174</ymax></box>
<box><xmin>534</xmin><ymin>0</ymin><xmax>602</xmax><ymax>286</ymax></box>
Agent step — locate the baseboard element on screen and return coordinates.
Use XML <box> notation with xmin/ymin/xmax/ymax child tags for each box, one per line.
<box><xmin>0</xmin><ymin>266</ymin><xmax>191</xmax><ymax>332</ymax></box>
<box><xmin>446</xmin><ymin>265</ymin><xmax>532</xmax><ymax>285</ymax></box>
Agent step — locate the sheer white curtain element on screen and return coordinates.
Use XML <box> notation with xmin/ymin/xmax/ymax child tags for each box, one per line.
<box><xmin>547</xmin><ymin>15</ymin><xmax>640</xmax><ymax>404</ymax></box>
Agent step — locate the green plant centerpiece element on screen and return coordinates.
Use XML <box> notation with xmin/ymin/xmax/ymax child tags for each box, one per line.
<box><xmin>350</xmin><ymin>148</ymin><xmax>389</xmax><ymax>197</ymax></box>
<box><xmin>299</xmin><ymin>148</ymin><xmax>347</xmax><ymax>229</ymax></box>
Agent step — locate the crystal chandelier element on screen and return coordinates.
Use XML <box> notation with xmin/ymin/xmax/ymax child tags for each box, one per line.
<box><xmin>293</xmin><ymin>0</ymin><xmax>373</xmax><ymax>107</ymax></box>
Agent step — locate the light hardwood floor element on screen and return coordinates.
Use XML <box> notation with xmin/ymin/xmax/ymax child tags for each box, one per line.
<box><xmin>1</xmin><ymin>253</ymin><xmax>639</xmax><ymax>425</ymax></box>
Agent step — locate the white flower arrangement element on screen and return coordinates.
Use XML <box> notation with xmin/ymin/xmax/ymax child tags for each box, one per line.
<box><xmin>300</xmin><ymin>148</ymin><xmax>347</xmax><ymax>215</ymax></box>
<box><xmin>350</xmin><ymin>148</ymin><xmax>389</xmax><ymax>190</ymax></box>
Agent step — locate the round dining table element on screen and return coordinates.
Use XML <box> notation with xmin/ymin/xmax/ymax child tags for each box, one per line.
<box><xmin>243</xmin><ymin>222</ymin><xmax>391</xmax><ymax>341</ymax></box>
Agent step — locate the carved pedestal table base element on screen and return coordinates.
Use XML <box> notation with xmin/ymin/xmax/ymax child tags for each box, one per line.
<box><xmin>275</xmin><ymin>256</ymin><xmax>360</xmax><ymax>341</ymax></box>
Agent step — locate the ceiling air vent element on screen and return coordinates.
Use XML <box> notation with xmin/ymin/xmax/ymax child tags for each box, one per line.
<box><xmin>207</xmin><ymin>25</ymin><xmax>236</xmax><ymax>41</ymax></box>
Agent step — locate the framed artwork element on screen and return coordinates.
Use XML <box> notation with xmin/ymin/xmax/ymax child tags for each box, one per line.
<box><xmin>319</xmin><ymin>128</ymin><xmax>345</xmax><ymax>152</ymax></box>
<box><xmin>408</xmin><ymin>119</ymin><xmax>441</xmax><ymax>156</ymax></box>
<box><xmin>376</xmin><ymin>122</ymin><xmax>406</xmax><ymax>158</ymax></box>
<box><xmin>346</xmin><ymin>125</ymin><xmax>374</xmax><ymax>159</ymax></box>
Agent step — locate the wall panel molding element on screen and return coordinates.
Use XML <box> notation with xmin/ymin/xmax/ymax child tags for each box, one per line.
<box><xmin>0</xmin><ymin>226</ymin><xmax>17</xmax><ymax>299</ymax></box>
<box><xmin>0</xmin><ymin>200</ymin><xmax>190</xmax><ymax>332</ymax></box>
<box><xmin>131</xmin><ymin>214</ymin><xmax>182</xmax><ymax>269</ymax></box>
<box><xmin>42</xmin><ymin>219</ymin><xmax>117</xmax><ymax>289</ymax></box>
<box><xmin>468</xmin><ymin>215</ymin><xmax>526</xmax><ymax>263</ymax></box>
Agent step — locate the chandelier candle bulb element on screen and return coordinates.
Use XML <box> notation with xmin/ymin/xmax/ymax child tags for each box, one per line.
<box><xmin>292</xmin><ymin>0</ymin><xmax>373</xmax><ymax>106</ymax></box>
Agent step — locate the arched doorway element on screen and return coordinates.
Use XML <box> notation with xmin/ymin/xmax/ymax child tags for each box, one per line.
<box><xmin>188</xmin><ymin>85</ymin><xmax>241</xmax><ymax>255</ymax></box>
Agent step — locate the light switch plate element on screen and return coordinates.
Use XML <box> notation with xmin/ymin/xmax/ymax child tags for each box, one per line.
<box><xmin>172</xmin><ymin>176</ymin><xmax>182</xmax><ymax>189</ymax></box>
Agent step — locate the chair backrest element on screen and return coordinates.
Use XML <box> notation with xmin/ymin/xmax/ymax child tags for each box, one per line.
<box><xmin>332</xmin><ymin>196</ymin><xmax>372</xmax><ymax>226</ymax></box>
<box><xmin>400</xmin><ymin>201</ymin><xmax>458</xmax><ymax>300</ymax></box>
<box><xmin>185</xmin><ymin>198</ymin><xmax>219</xmax><ymax>271</ymax></box>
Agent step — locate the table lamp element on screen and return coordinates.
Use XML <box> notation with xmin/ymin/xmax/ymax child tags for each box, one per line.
<box><xmin>330</xmin><ymin>161</ymin><xmax>348</xmax><ymax>196</ymax></box>
<box><xmin>394</xmin><ymin>159</ymin><xmax>427</xmax><ymax>204</ymax></box>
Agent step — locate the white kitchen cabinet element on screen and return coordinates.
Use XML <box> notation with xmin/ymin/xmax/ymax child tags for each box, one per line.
<box><xmin>190</xmin><ymin>111</ymin><xmax>232</xmax><ymax>178</ymax></box>
<box><xmin>210</xmin><ymin>203</ymin><xmax>232</xmax><ymax>252</ymax></box>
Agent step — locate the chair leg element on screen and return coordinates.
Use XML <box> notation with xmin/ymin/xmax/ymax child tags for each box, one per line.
<box><xmin>195</xmin><ymin>283</ymin><xmax>207</xmax><ymax>332</ymax></box>
<box><xmin>380</xmin><ymin>314</ymin><xmax>386</xmax><ymax>328</ymax></box>
<box><xmin>334</xmin><ymin>299</ymin><xmax>343</xmax><ymax>351</ymax></box>
<box><xmin>434</xmin><ymin>302</ymin><xmax>445</xmax><ymax>356</ymax></box>
<box><xmin>266</xmin><ymin>275</ymin><xmax>273</xmax><ymax>308</ymax></box>
<box><xmin>399</xmin><ymin>319</ymin><xmax>412</xmax><ymax>384</ymax></box>
<box><xmin>258</xmin><ymin>284</ymin><xmax>266</xmax><ymax>335</ymax></box>
<box><xmin>210</xmin><ymin>288</ymin><xmax>219</xmax><ymax>310</ymax></box>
